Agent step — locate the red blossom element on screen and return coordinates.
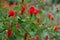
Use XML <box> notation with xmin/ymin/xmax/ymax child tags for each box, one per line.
<box><xmin>7</xmin><ymin>29</ymin><xmax>12</xmax><ymax>36</ymax></box>
<box><xmin>36</xmin><ymin>35</ymin><xmax>39</xmax><ymax>40</ymax></box>
<box><xmin>28</xmin><ymin>6</ymin><xmax>35</xmax><ymax>15</ymax></box>
<box><xmin>21</xmin><ymin>6</ymin><xmax>26</xmax><ymax>12</ymax></box>
<box><xmin>8</xmin><ymin>9</ymin><xmax>15</xmax><ymax>17</ymax></box>
<box><xmin>51</xmin><ymin>17</ymin><xmax>55</xmax><ymax>20</ymax></box>
<box><xmin>45</xmin><ymin>35</ymin><xmax>49</xmax><ymax>39</ymax></box>
<box><xmin>30</xmin><ymin>38</ymin><xmax>34</xmax><ymax>40</ymax></box>
<box><xmin>37</xmin><ymin>18</ymin><xmax>40</xmax><ymax>23</ymax></box>
<box><xmin>48</xmin><ymin>13</ymin><xmax>53</xmax><ymax>19</ymax></box>
<box><xmin>54</xmin><ymin>26</ymin><xmax>58</xmax><ymax>30</ymax></box>
<box><xmin>33</xmin><ymin>9</ymin><xmax>38</xmax><ymax>15</ymax></box>
<box><xmin>24</xmin><ymin>33</ymin><xmax>28</xmax><ymax>37</ymax></box>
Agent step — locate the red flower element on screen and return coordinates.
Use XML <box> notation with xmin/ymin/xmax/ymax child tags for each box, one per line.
<box><xmin>28</xmin><ymin>6</ymin><xmax>35</xmax><ymax>15</ymax></box>
<box><xmin>54</xmin><ymin>26</ymin><xmax>58</xmax><ymax>30</ymax></box>
<box><xmin>33</xmin><ymin>9</ymin><xmax>38</xmax><ymax>15</ymax></box>
<box><xmin>24</xmin><ymin>33</ymin><xmax>28</xmax><ymax>37</ymax></box>
<box><xmin>30</xmin><ymin>38</ymin><xmax>34</xmax><ymax>40</ymax></box>
<box><xmin>7</xmin><ymin>29</ymin><xmax>12</xmax><ymax>36</ymax></box>
<box><xmin>37</xmin><ymin>18</ymin><xmax>40</xmax><ymax>23</ymax></box>
<box><xmin>36</xmin><ymin>35</ymin><xmax>39</xmax><ymax>40</ymax></box>
<box><xmin>48</xmin><ymin>13</ymin><xmax>53</xmax><ymax>19</ymax></box>
<box><xmin>8</xmin><ymin>9</ymin><xmax>15</xmax><ymax>17</ymax></box>
<box><xmin>45</xmin><ymin>35</ymin><xmax>49</xmax><ymax>39</ymax></box>
<box><xmin>21</xmin><ymin>6</ymin><xmax>26</xmax><ymax>12</ymax></box>
<box><xmin>51</xmin><ymin>17</ymin><xmax>55</xmax><ymax>20</ymax></box>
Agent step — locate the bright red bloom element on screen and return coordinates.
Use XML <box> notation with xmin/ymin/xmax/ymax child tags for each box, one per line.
<box><xmin>30</xmin><ymin>38</ymin><xmax>34</xmax><ymax>40</ymax></box>
<box><xmin>28</xmin><ymin>6</ymin><xmax>35</xmax><ymax>15</ymax></box>
<box><xmin>7</xmin><ymin>29</ymin><xmax>12</xmax><ymax>36</ymax></box>
<box><xmin>24</xmin><ymin>33</ymin><xmax>28</xmax><ymax>37</ymax></box>
<box><xmin>21</xmin><ymin>6</ymin><xmax>26</xmax><ymax>12</ymax></box>
<box><xmin>45</xmin><ymin>35</ymin><xmax>49</xmax><ymax>39</ymax></box>
<box><xmin>8</xmin><ymin>9</ymin><xmax>15</xmax><ymax>16</ymax></box>
<box><xmin>36</xmin><ymin>35</ymin><xmax>39</xmax><ymax>40</ymax></box>
<box><xmin>54</xmin><ymin>26</ymin><xmax>58</xmax><ymax>30</ymax></box>
<box><xmin>37</xmin><ymin>18</ymin><xmax>40</xmax><ymax>23</ymax></box>
<box><xmin>33</xmin><ymin>9</ymin><xmax>38</xmax><ymax>15</ymax></box>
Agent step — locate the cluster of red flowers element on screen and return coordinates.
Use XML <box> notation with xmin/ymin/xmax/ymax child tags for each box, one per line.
<box><xmin>8</xmin><ymin>5</ymin><xmax>38</xmax><ymax>17</ymax></box>
<box><xmin>7</xmin><ymin>0</ymin><xmax>59</xmax><ymax>39</ymax></box>
<box><xmin>28</xmin><ymin>6</ymin><xmax>38</xmax><ymax>15</ymax></box>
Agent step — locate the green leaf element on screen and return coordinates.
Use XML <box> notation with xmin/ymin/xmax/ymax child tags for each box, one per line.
<box><xmin>2</xmin><ymin>25</ymin><xmax>8</xmax><ymax>29</ymax></box>
<box><xmin>13</xmin><ymin>6</ymin><xmax>19</xmax><ymax>11</ymax></box>
<box><xmin>25</xmin><ymin>0</ymin><xmax>31</xmax><ymax>2</ymax></box>
<box><xmin>12</xmin><ymin>27</ymin><xmax>23</xmax><ymax>37</ymax></box>
<box><xmin>39</xmin><ymin>10</ymin><xmax>43</xmax><ymax>14</ymax></box>
<box><xmin>0</xmin><ymin>29</ymin><xmax>6</xmax><ymax>33</ymax></box>
<box><xmin>31</xmin><ymin>23</ymin><xmax>38</xmax><ymax>31</ymax></box>
<box><xmin>0</xmin><ymin>19</ymin><xmax>2</xmax><ymax>22</ymax></box>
